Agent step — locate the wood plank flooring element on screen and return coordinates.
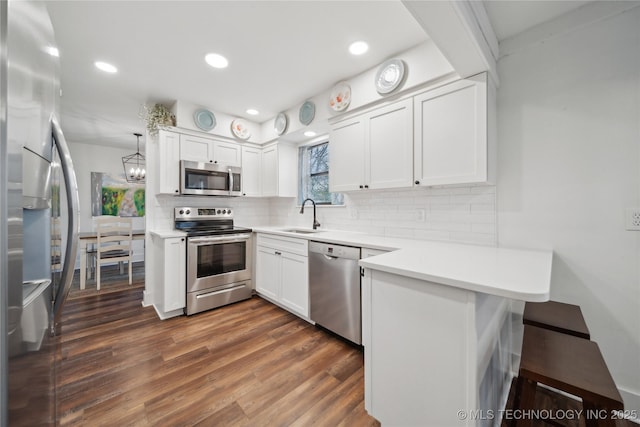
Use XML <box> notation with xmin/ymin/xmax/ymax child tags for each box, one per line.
<box><xmin>58</xmin><ymin>288</ymin><xmax>380</xmax><ymax>426</ymax></box>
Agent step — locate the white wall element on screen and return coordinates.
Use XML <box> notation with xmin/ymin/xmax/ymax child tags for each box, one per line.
<box><xmin>497</xmin><ymin>5</ymin><xmax>640</xmax><ymax>412</ymax></box>
<box><xmin>68</xmin><ymin>142</ymin><xmax>146</xmax><ymax>264</ymax></box>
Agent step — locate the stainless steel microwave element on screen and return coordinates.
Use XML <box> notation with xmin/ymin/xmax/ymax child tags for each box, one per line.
<box><xmin>180</xmin><ymin>160</ymin><xmax>242</xmax><ymax>196</ymax></box>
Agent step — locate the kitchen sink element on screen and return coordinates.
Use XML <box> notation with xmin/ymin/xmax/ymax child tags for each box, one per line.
<box><xmin>280</xmin><ymin>228</ymin><xmax>323</xmax><ymax>234</ymax></box>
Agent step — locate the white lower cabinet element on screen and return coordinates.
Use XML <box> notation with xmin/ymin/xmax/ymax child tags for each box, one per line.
<box><xmin>360</xmin><ymin>248</ymin><xmax>389</xmax><ymax>413</ymax></box>
<box><xmin>149</xmin><ymin>233</ymin><xmax>186</xmax><ymax>318</ymax></box>
<box><xmin>255</xmin><ymin>233</ymin><xmax>309</xmax><ymax>318</ymax></box>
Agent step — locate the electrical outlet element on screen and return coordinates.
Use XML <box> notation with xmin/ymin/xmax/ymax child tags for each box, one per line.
<box><xmin>625</xmin><ymin>208</ymin><xmax>640</xmax><ymax>231</ymax></box>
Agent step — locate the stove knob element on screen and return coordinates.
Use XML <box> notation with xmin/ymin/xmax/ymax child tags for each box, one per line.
<box><xmin>228</xmin><ymin>209</ymin><xmax>232</xmax><ymax>215</ymax></box>
<box><xmin>185</xmin><ymin>209</ymin><xmax>191</xmax><ymax>215</ymax></box>
<box><xmin>217</xmin><ymin>209</ymin><xmax>221</xmax><ymax>214</ymax></box>
<box><xmin>179</xmin><ymin>209</ymin><xmax>184</xmax><ymax>215</ymax></box>
<box><xmin>222</xmin><ymin>209</ymin><xmax>227</xmax><ymax>214</ymax></box>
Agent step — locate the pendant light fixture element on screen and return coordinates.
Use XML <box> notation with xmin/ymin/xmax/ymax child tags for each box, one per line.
<box><xmin>122</xmin><ymin>132</ymin><xmax>146</xmax><ymax>183</ymax></box>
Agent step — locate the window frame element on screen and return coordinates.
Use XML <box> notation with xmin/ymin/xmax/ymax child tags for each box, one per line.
<box><xmin>297</xmin><ymin>139</ymin><xmax>343</xmax><ymax>206</ymax></box>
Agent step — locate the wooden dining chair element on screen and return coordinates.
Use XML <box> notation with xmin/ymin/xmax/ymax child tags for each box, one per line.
<box><xmin>95</xmin><ymin>216</ymin><xmax>133</xmax><ymax>290</ymax></box>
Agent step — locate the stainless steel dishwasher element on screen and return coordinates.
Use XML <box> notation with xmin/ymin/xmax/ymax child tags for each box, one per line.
<box><xmin>309</xmin><ymin>241</ymin><xmax>362</xmax><ymax>344</ymax></box>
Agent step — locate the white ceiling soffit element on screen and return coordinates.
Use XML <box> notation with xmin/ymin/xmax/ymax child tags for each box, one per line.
<box><xmin>402</xmin><ymin>1</ymin><xmax>499</xmax><ymax>84</ymax></box>
<box><xmin>46</xmin><ymin>1</ymin><xmax>429</xmax><ymax>148</ymax></box>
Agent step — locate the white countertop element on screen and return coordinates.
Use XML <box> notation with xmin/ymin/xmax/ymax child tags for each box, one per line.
<box><xmin>149</xmin><ymin>229</ymin><xmax>187</xmax><ymax>239</ymax></box>
<box><xmin>252</xmin><ymin>226</ymin><xmax>552</xmax><ymax>302</ymax></box>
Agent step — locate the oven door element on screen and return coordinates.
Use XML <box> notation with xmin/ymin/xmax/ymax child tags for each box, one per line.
<box><xmin>180</xmin><ymin>160</ymin><xmax>242</xmax><ymax>196</ymax></box>
<box><xmin>186</xmin><ymin>234</ymin><xmax>252</xmax><ymax>293</ymax></box>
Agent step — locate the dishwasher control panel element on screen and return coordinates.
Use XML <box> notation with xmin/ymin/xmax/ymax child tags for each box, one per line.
<box><xmin>309</xmin><ymin>241</ymin><xmax>361</xmax><ymax>260</ymax></box>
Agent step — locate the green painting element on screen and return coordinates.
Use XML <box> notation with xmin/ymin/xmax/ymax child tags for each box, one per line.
<box><xmin>91</xmin><ymin>172</ymin><xmax>145</xmax><ymax>217</ymax></box>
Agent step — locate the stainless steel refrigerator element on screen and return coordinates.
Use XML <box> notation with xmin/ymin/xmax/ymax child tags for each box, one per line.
<box><xmin>1</xmin><ymin>1</ymin><xmax>79</xmax><ymax>425</ymax></box>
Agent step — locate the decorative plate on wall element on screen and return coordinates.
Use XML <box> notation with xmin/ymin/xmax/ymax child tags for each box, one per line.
<box><xmin>375</xmin><ymin>59</ymin><xmax>406</xmax><ymax>94</ymax></box>
<box><xmin>274</xmin><ymin>112</ymin><xmax>288</xmax><ymax>135</ymax></box>
<box><xmin>231</xmin><ymin>119</ymin><xmax>251</xmax><ymax>140</ymax></box>
<box><xmin>299</xmin><ymin>101</ymin><xmax>315</xmax><ymax>125</ymax></box>
<box><xmin>329</xmin><ymin>82</ymin><xmax>351</xmax><ymax>112</ymax></box>
<box><xmin>193</xmin><ymin>109</ymin><xmax>216</xmax><ymax>131</ymax></box>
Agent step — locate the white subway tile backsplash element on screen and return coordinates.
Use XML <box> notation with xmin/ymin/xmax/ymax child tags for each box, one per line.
<box><xmin>267</xmin><ymin>185</ymin><xmax>497</xmax><ymax>246</ymax></box>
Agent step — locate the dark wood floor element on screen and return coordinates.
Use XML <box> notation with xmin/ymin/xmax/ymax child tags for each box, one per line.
<box><xmin>59</xmin><ymin>269</ymin><xmax>636</xmax><ymax>426</ymax></box>
<box><xmin>58</xmin><ymin>288</ymin><xmax>380</xmax><ymax>426</ymax></box>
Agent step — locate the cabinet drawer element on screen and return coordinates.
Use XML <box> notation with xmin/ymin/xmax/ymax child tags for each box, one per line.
<box><xmin>256</xmin><ymin>233</ymin><xmax>309</xmax><ymax>256</ymax></box>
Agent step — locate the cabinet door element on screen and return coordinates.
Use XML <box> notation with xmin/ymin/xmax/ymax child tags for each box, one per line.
<box><xmin>367</xmin><ymin>98</ymin><xmax>413</xmax><ymax>190</ymax></box>
<box><xmin>261</xmin><ymin>145</ymin><xmax>278</xmax><ymax>197</ymax></box>
<box><xmin>241</xmin><ymin>146</ymin><xmax>261</xmax><ymax>196</ymax></box>
<box><xmin>329</xmin><ymin>117</ymin><xmax>366</xmax><ymax>192</ymax></box>
<box><xmin>213</xmin><ymin>140</ymin><xmax>241</xmax><ymax>166</ymax></box>
<box><xmin>279</xmin><ymin>252</ymin><xmax>309</xmax><ymax>317</ymax></box>
<box><xmin>360</xmin><ymin>247</ymin><xmax>388</xmax><ymax>412</ymax></box>
<box><xmin>414</xmin><ymin>74</ymin><xmax>487</xmax><ymax>186</ymax></box>
<box><xmin>255</xmin><ymin>245</ymin><xmax>280</xmax><ymax>300</ymax></box>
<box><xmin>164</xmin><ymin>237</ymin><xmax>186</xmax><ymax>311</ymax></box>
<box><xmin>180</xmin><ymin>134</ymin><xmax>213</xmax><ymax>162</ymax></box>
<box><xmin>158</xmin><ymin>131</ymin><xmax>180</xmax><ymax>195</ymax></box>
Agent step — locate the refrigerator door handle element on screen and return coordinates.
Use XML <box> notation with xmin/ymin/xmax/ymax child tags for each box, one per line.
<box><xmin>51</xmin><ymin>115</ymin><xmax>80</xmax><ymax>332</ymax></box>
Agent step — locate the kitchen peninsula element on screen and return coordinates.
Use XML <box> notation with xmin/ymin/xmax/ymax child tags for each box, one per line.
<box><xmin>253</xmin><ymin>227</ymin><xmax>553</xmax><ymax>426</ymax></box>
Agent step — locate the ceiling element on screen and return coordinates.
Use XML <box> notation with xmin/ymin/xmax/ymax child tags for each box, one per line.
<box><xmin>484</xmin><ymin>0</ymin><xmax>592</xmax><ymax>41</ymax></box>
<box><xmin>46</xmin><ymin>1</ymin><xmax>592</xmax><ymax>150</ymax></box>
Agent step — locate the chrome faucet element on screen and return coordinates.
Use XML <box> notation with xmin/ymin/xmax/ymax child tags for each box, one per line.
<box><xmin>300</xmin><ymin>198</ymin><xmax>321</xmax><ymax>229</ymax></box>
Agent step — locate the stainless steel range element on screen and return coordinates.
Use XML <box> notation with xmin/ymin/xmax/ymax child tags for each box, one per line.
<box><xmin>175</xmin><ymin>207</ymin><xmax>253</xmax><ymax>315</ymax></box>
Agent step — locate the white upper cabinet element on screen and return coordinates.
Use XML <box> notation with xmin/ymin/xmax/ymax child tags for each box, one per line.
<box><xmin>414</xmin><ymin>73</ymin><xmax>489</xmax><ymax>186</ymax></box>
<box><xmin>329</xmin><ymin>117</ymin><xmax>366</xmax><ymax>192</ymax></box>
<box><xmin>330</xmin><ymin>98</ymin><xmax>413</xmax><ymax>192</ymax></box>
<box><xmin>214</xmin><ymin>140</ymin><xmax>242</xmax><ymax>166</ymax></box>
<box><xmin>179</xmin><ymin>134</ymin><xmax>211</xmax><ymax>162</ymax></box>
<box><xmin>261</xmin><ymin>142</ymin><xmax>297</xmax><ymax>198</ymax></box>
<box><xmin>241</xmin><ymin>146</ymin><xmax>262</xmax><ymax>197</ymax></box>
<box><xmin>179</xmin><ymin>134</ymin><xmax>241</xmax><ymax>167</ymax></box>
<box><xmin>157</xmin><ymin>130</ymin><xmax>180</xmax><ymax>195</ymax></box>
<box><xmin>368</xmin><ymin>98</ymin><xmax>414</xmax><ymax>190</ymax></box>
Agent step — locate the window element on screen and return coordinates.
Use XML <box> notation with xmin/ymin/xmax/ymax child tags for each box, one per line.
<box><xmin>298</xmin><ymin>141</ymin><xmax>343</xmax><ymax>205</ymax></box>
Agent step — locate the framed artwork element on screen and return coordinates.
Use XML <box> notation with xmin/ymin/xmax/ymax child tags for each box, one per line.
<box><xmin>90</xmin><ymin>172</ymin><xmax>145</xmax><ymax>217</ymax></box>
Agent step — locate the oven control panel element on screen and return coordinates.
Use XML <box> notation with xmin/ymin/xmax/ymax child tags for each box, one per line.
<box><xmin>175</xmin><ymin>207</ymin><xmax>233</xmax><ymax>220</ymax></box>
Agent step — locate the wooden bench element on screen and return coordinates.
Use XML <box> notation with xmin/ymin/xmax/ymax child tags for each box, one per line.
<box><xmin>523</xmin><ymin>300</ymin><xmax>590</xmax><ymax>339</ymax></box>
<box><xmin>513</xmin><ymin>325</ymin><xmax>623</xmax><ymax>427</ymax></box>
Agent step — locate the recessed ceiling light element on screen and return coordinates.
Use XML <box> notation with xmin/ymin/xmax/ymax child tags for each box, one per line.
<box><xmin>45</xmin><ymin>46</ymin><xmax>59</xmax><ymax>57</ymax></box>
<box><xmin>95</xmin><ymin>61</ymin><xmax>117</xmax><ymax>73</ymax></box>
<box><xmin>349</xmin><ymin>41</ymin><xmax>369</xmax><ymax>55</ymax></box>
<box><xmin>205</xmin><ymin>53</ymin><xmax>229</xmax><ymax>69</ymax></box>
<box><xmin>304</xmin><ymin>131</ymin><xmax>317</xmax><ymax>137</ymax></box>
<box><xmin>246</xmin><ymin>109</ymin><xmax>259</xmax><ymax>115</ymax></box>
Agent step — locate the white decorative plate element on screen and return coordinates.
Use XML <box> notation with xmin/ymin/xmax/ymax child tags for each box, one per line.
<box><xmin>329</xmin><ymin>82</ymin><xmax>351</xmax><ymax>112</ymax></box>
<box><xmin>274</xmin><ymin>112</ymin><xmax>288</xmax><ymax>135</ymax></box>
<box><xmin>193</xmin><ymin>109</ymin><xmax>216</xmax><ymax>131</ymax></box>
<box><xmin>299</xmin><ymin>101</ymin><xmax>315</xmax><ymax>125</ymax></box>
<box><xmin>375</xmin><ymin>59</ymin><xmax>406</xmax><ymax>94</ymax></box>
<box><xmin>231</xmin><ymin>119</ymin><xmax>251</xmax><ymax>140</ymax></box>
